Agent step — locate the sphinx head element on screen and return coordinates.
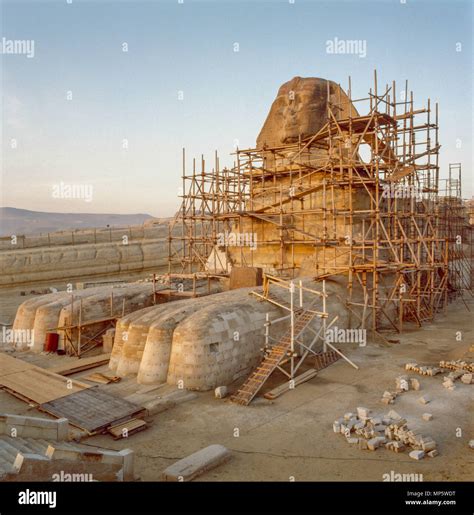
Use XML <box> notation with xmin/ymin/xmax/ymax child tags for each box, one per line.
<box><xmin>257</xmin><ymin>76</ymin><xmax>353</xmax><ymax>149</ymax></box>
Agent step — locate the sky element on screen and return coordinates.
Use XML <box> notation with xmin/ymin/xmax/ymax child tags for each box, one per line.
<box><xmin>0</xmin><ymin>0</ymin><xmax>472</xmax><ymax>217</ymax></box>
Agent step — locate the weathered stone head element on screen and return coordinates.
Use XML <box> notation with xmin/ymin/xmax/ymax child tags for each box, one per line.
<box><xmin>256</xmin><ymin>76</ymin><xmax>355</xmax><ymax>149</ymax></box>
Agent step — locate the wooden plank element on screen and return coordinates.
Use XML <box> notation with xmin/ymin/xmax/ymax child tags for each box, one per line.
<box><xmin>264</xmin><ymin>369</ymin><xmax>318</xmax><ymax>400</ymax></box>
<box><xmin>0</xmin><ymin>353</ymin><xmax>34</xmax><ymax>376</ymax></box>
<box><xmin>0</xmin><ymin>352</ymin><xmax>90</xmax><ymax>404</ymax></box>
<box><xmin>108</xmin><ymin>418</ymin><xmax>147</xmax><ymax>439</ymax></box>
<box><xmin>84</xmin><ymin>373</ymin><xmax>121</xmax><ymax>384</ymax></box>
<box><xmin>48</xmin><ymin>354</ymin><xmax>111</xmax><ymax>376</ymax></box>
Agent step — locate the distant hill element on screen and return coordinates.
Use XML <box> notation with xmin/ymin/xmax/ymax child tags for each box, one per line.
<box><xmin>0</xmin><ymin>207</ymin><xmax>156</xmax><ymax>236</ymax></box>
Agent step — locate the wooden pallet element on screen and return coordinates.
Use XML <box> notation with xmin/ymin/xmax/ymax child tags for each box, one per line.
<box><xmin>40</xmin><ymin>388</ymin><xmax>146</xmax><ymax>434</ymax></box>
<box><xmin>230</xmin><ymin>310</ymin><xmax>317</xmax><ymax>406</ymax></box>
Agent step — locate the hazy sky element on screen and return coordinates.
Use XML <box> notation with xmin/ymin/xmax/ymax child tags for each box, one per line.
<box><xmin>1</xmin><ymin>0</ymin><xmax>472</xmax><ymax>217</ymax></box>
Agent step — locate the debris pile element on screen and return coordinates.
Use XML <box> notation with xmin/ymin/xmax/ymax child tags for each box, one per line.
<box><xmin>405</xmin><ymin>363</ymin><xmax>442</xmax><ymax>376</ymax></box>
<box><xmin>380</xmin><ymin>375</ymin><xmax>421</xmax><ymax>404</ymax></box>
<box><xmin>403</xmin><ymin>361</ymin><xmax>473</xmax><ymax>391</ymax></box>
<box><xmin>333</xmin><ymin>407</ymin><xmax>438</xmax><ymax>460</ymax></box>
<box><xmin>439</xmin><ymin>360</ymin><xmax>474</xmax><ymax>373</ymax></box>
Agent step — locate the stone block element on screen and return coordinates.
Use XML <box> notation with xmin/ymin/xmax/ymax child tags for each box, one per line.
<box><xmin>422</xmin><ymin>413</ymin><xmax>433</xmax><ymax>422</ymax></box>
<box><xmin>357</xmin><ymin>407</ymin><xmax>371</xmax><ymax>419</ymax></box>
<box><xmin>409</xmin><ymin>450</ymin><xmax>425</xmax><ymax>460</ymax></box>
<box><xmin>118</xmin><ymin>449</ymin><xmax>134</xmax><ymax>481</ymax></box>
<box><xmin>421</xmin><ymin>440</ymin><xmax>437</xmax><ymax>452</ymax></box>
<box><xmin>418</xmin><ymin>395</ymin><xmax>430</xmax><ymax>404</ymax></box>
<box><xmin>461</xmin><ymin>373</ymin><xmax>472</xmax><ymax>384</ymax></box>
<box><xmin>214</xmin><ymin>386</ymin><xmax>228</xmax><ymax>399</ymax></box>
<box><xmin>367</xmin><ymin>438</ymin><xmax>380</xmax><ymax>451</ymax></box>
<box><xmin>410</xmin><ymin>378</ymin><xmax>421</xmax><ymax>391</ymax></box>
<box><xmin>162</xmin><ymin>444</ymin><xmax>231</xmax><ymax>482</ymax></box>
<box><xmin>393</xmin><ymin>442</ymin><xmax>406</xmax><ymax>453</ymax></box>
<box><xmin>427</xmin><ymin>449</ymin><xmax>439</xmax><ymax>458</ymax></box>
<box><xmin>396</xmin><ymin>375</ymin><xmax>409</xmax><ymax>391</ymax></box>
<box><xmin>387</xmin><ymin>410</ymin><xmax>401</xmax><ymax>420</ymax></box>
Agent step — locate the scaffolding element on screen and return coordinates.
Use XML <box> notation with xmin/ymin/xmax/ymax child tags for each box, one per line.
<box><xmin>168</xmin><ymin>71</ymin><xmax>472</xmax><ymax>336</ymax></box>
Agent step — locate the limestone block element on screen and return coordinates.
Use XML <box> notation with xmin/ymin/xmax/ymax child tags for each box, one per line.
<box><xmin>409</xmin><ymin>450</ymin><xmax>425</xmax><ymax>460</ymax></box>
<box><xmin>162</xmin><ymin>444</ymin><xmax>231</xmax><ymax>482</ymax></box>
<box><xmin>214</xmin><ymin>386</ymin><xmax>228</xmax><ymax>399</ymax></box>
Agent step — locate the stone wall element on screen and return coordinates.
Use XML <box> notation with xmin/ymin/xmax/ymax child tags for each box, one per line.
<box><xmin>0</xmin><ymin>239</ymin><xmax>168</xmax><ymax>288</ymax></box>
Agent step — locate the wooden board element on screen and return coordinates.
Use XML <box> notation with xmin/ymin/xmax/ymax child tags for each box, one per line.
<box><xmin>48</xmin><ymin>353</ymin><xmax>111</xmax><ymax>376</ymax></box>
<box><xmin>263</xmin><ymin>369</ymin><xmax>318</xmax><ymax>400</ymax></box>
<box><xmin>0</xmin><ymin>353</ymin><xmax>90</xmax><ymax>404</ymax></box>
<box><xmin>84</xmin><ymin>372</ymin><xmax>120</xmax><ymax>384</ymax></box>
<box><xmin>108</xmin><ymin>418</ymin><xmax>147</xmax><ymax>439</ymax></box>
<box><xmin>0</xmin><ymin>353</ymin><xmax>33</xmax><ymax>375</ymax></box>
<box><xmin>40</xmin><ymin>388</ymin><xmax>146</xmax><ymax>433</ymax></box>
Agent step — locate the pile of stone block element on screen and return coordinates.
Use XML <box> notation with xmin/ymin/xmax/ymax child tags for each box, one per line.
<box><xmin>405</xmin><ymin>363</ymin><xmax>442</xmax><ymax>376</ymax></box>
<box><xmin>381</xmin><ymin>375</ymin><xmax>421</xmax><ymax>404</ymax></box>
<box><xmin>333</xmin><ymin>407</ymin><xmax>438</xmax><ymax>460</ymax></box>
<box><xmin>405</xmin><ymin>361</ymin><xmax>473</xmax><ymax>391</ymax></box>
<box><xmin>442</xmin><ymin>370</ymin><xmax>473</xmax><ymax>390</ymax></box>
<box><xmin>439</xmin><ymin>360</ymin><xmax>474</xmax><ymax>373</ymax></box>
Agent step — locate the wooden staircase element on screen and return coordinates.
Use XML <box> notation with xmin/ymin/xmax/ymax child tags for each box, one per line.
<box><xmin>230</xmin><ymin>309</ymin><xmax>318</xmax><ymax>406</ymax></box>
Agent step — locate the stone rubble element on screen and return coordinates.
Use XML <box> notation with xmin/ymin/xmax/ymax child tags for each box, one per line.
<box><xmin>333</xmin><ymin>408</ymin><xmax>438</xmax><ymax>460</ymax></box>
<box><xmin>405</xmin><ymin>363</ymin><xmax>442</xmax><ymax>376</ymax></box>
<box><xmin>439</xmin><ymin>360</ymin><xmax>474</xmax><ymax>373</ymax></box>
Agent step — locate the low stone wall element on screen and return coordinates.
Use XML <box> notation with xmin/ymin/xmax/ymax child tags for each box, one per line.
<box><xmin>0</xmin><ymin>238</ymin><xmax>168</xmax><ymax>288</ymax></box>
<box><xmin>0</xmin><ymin>414</ymin><xmax>69</xmax><ymax>441</ymax></box>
